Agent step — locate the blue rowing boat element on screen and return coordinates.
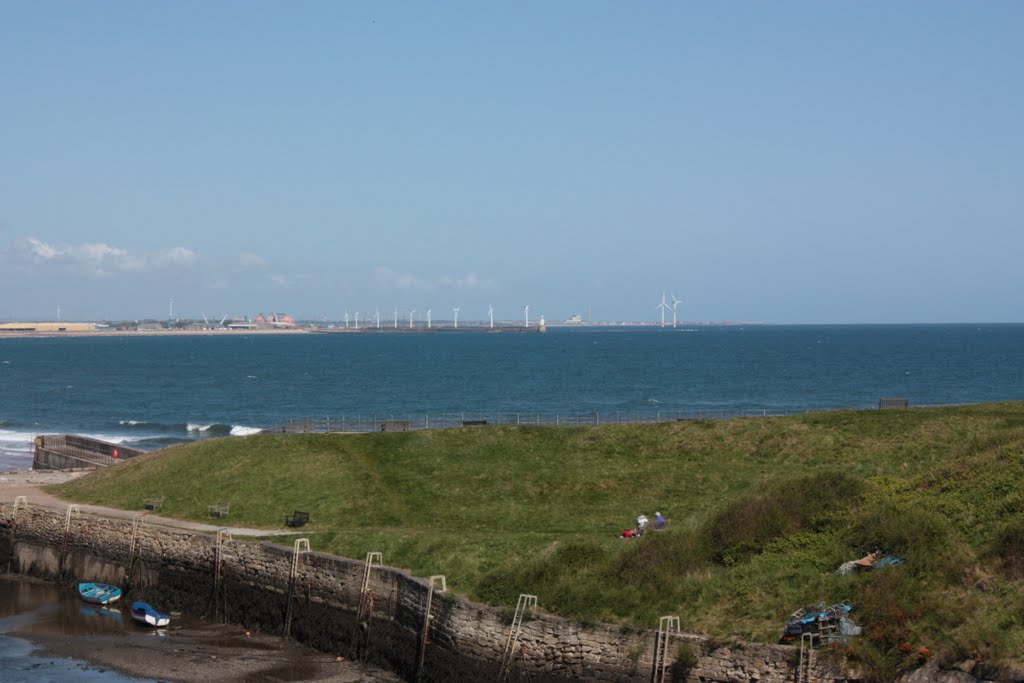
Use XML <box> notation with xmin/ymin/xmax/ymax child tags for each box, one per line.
<box><xmin>130</xmin><ymin>601</ymin><xmax>171</xmax><ymax>627</ymax></box>
<box><xmin>78</xmin><ymin>582</ymin><xmax>122</xmax><ymax>605</ymax></box>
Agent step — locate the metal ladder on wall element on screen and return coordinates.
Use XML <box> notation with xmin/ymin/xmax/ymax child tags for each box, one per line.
<box><xmin>797</xmin><ymin>632</ymin><xmax>819</xmax><ymax>683</ymax></box>
<box><xmin>284</xmin><ymin>538</ymin><xmax>310</xmax><ymax>637</ymax></box>
<box><xmin>211</xmin><ymin>529</ymin><xmax>233</xmax><ymax>622</ymax></box>
<box><xmin>414</xmin><ymin>575</ymin><xmax>446</xmax><ymax>683</ymax></box>
<box><xmin>355</xmin><ymin>551</ymin><xmax>383</xmax><ymax>625</ymax></box>
<box><xmin>350</xmin><ymin>551</ymin><xmax>383</xmax><ymax>660</ymax></box>
<box><xmin>499</xmin><ymin>594</ymin><xmax>537</xmax><ymax>681</ymax></box>
<box><xmin>653</xmin><ymin>615</ymin><xmax>680</xmax><ymax>683</ymax></box>
<box><xmin>6</xmin><ymin>497</ymin><xmax>28</xmax><ymax>573</ymax></box>
<box><xmin>59</xmin><ymin>504</ymin><xmax>81</xmax><ymax>573</ymax></box>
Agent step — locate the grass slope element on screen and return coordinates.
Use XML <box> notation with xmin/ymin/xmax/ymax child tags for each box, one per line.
<box><xmin>54</xmin><ymin>403</ymin><xmax>1024</xmax><ymax>678</ymax></box>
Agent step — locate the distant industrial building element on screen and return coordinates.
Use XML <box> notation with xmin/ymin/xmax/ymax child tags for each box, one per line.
<box><xmin>252</xmin><ymin>312</ymin><xmax>296</xmax><ymax>327</ymax></box>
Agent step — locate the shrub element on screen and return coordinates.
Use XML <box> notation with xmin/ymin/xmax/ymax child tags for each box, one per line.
<box><xmin>670</xmin><ymin>642</ymin><xmax>700</xmax><ymax>681</ymax></box>
<box><xmin>701</xmin><ymin>471</ymin><xmax>863</xmax><ymax>565</ymax></box>
<box><xmin>844</xmin><ymin>501</ymin><xmax>968</xmax><ymax>583</ymax></box>
<box><xmin>988</xmin><ymin>519</ymin><xmax>1024</xmax><ymax>577</ymax></box>
<box><xmin>616</xmin><ymin>528</ymin><xmax>710</xmax><ymax>585</ymax></box>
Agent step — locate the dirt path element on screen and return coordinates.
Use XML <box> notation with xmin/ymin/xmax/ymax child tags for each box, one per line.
<box><xmin>0</xmin><ymin>470</ymin><xmax>300</xmax><ymax>537</ymax></box>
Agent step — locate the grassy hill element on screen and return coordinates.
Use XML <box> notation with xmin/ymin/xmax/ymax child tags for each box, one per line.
<box><xmin>54</xmin><ymin>403</ymin><xmax>1024</xmax><ymax>680</ymax></box>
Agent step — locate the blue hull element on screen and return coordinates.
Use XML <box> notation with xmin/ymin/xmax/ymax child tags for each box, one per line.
<box><xmin>130</xmin><ymin>601</ymin><xmax>171</xmax><ymax>627</ymax></box>
<box><xmin>78</xmin><ymin>582</ymin><xmax>122</xmax><ymax>605</ymax></box>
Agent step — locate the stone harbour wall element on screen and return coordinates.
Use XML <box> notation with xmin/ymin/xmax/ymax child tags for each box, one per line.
<box><xmin>0</xmin><ymin>505</ymin><xmax>859</xmax><ymax>682</ymax></box>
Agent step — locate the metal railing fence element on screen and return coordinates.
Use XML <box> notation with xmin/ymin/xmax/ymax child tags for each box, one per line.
<box><xmin>276</xmin><ymin>406</ymin><xmax>852</xmax><ymax>434</ymax></box>
<box><xmin>33</xmin><ymin>434</ymin><xmax>145</xmax><ymax>469</ymax></box>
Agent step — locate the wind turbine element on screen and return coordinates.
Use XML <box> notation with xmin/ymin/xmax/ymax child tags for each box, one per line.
<box><xmin>452</xmin><ymin>306</ymin><xmax>460</xmax><ymax>329</ymax></box>
<box><xmin>344</xmin><ymin>311</ymin><xmax>350</xmax><ymax>328</ymax></box>
<box><xmin>488</xmin><ymin>304</ymin><xmax>494</xmax><ymax>329</ymax></box>
<box><xmin>409</xmin><ymin>309</ymin><xmax>416</xmax><ymax>329</ymax></box>
<box><xmin>375</xmin><ymin>308</ymin><xmax>381</xmax><ymax>329</ymax></box>
<box><xmin>426</xmin><ymin>308</ymin><xmax>432</xmax><ymax>329</ymax></box>
<box><xmin>394</xmin><ymin>306</ymin><xmax>398</xmax><ymax>329</ymax></box>
<box><xmin>671</xmin><ymin>293</ymin><xmax>682</xmax><ymax>328</ymax></box>
<box><xmin>354</xmin><ymin>312</ymin><xmax>360</xmax><ymax>329</ymax></box>
<box><xmin>656</xmin><ymin>292</ymin><xmax>670</xmax><ymax>328</ymax></box>
<box><xmin>524</xmin><ymin>305</ymin><xmax>530</xmax><ymax>328</ymax></box>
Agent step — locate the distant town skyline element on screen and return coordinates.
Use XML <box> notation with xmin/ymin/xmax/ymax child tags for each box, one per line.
<box><xmin>2</xmin><ymin>2</ymin><xmax>1022</xmax><ymax>324</ymax></box>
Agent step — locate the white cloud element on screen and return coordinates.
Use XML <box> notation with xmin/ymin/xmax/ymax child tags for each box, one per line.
<box><xmin>439</xmin><ymin>273</ymin><xmax>485</xmax><ymax>289</ymax></box>
<box><xmin>238</xmin><ymin>252</ymin><xmax>268</xmax><ymax>269</ymax></box>
<box><xmin>268</xmin><ymin>273</ymin><xmax>291</xmax><ymax>287</ymax></box>
<box><xmin>13</xmin><ymin>237</ymin><xmax>195</xmax><ymax>276</ymax></box>
<box><xmin>24</xmin><ymin>237</ymin><xmax>64</xmax><ymax>260</ymax></box>
<box><xmin>374</xmin><ymin>265</ymin><xmax>432</xmax><ymax>290</ymax></box>
<box><xmin>374</xmin><ymin>266</ymin><xmax>490</xmax><ymax>291</ymax></box>
<box><xmin>156</xmin><ymin>246</ymin><xmax>198</xmax><ymax>267</ymax></box>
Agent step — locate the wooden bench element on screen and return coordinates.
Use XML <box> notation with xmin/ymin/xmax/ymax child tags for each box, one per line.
<box><xmin>285</xmin><ymin>511</ymin><xmax>309</xmax><ymax>527</ymax></box>
<box><xmin>208</xmin><ymin>501</ymin><xmax>230</xmax><ymax>518</ymax></box>
<box><xmin>879</xmin><ymin>398</ymin><xmax>909</xmax><ymax>409</ymax></box>
<box><xmin>462</xmin><ymin>419</ymin><xmax>488</xmax><ymax>426</ymax></box>
<box><xmin>379</xmin><ymin>420</ymin><xmax>410</xmax><ymax>432</ymax></box>
<box><xmin>143</xmin><ymin>496</ymin><xmax>163</xmax><ymax>511</ymax></box>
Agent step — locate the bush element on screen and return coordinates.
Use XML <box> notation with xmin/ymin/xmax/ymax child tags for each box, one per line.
<box><xmin>701</xmin><ymin>472</ymin><xmax>863</xmax><ymax>565</ymax></box>
<box><xmin>670</xmin><ymin>642</ymin><xmax>700</xmax><ymax>681</ymax></box>
<box><xmin>845</xmin><ymin>501</ymin><xmax>968</xmax><ymax>583</ymax></box>
<box><xmin>616</xmin><ymin>528</ymin><xmax>710</xmax><ymax>585</ymax></box>
<box><xmin>988</xmin><ymin>519</ymin><xmax>1024</xmax><ymax>577</ymax></box>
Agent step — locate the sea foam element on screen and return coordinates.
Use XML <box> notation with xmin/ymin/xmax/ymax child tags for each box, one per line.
<box><xmin>230</xmin><ymin>425</ymin><xmax>263</xmax><ymax>436</ymax></box>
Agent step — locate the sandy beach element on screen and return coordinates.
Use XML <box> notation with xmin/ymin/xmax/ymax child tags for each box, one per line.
<box><xmin>0</xmin><ymin>327</ymin><xmax>311</xmax><ymax>339</ymax></box>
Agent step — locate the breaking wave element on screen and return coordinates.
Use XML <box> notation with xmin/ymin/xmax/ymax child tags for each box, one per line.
<box><xmin>116</xmin><ymin>421</ymin><xmax>263</xmax><ymax>437</ymax></box>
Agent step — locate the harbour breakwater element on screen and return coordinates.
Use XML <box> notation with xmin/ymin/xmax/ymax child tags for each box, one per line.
<box><xmin>1</xmin><ymin>505</ymin><xmax>857</xmax><ymax>682</ymax></box>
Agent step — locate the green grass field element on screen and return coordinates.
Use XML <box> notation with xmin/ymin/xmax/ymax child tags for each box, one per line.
<box><xmin>54</xmin><ymin>403</ymin><xmax>1024</xmax><ymax>680</ymax></box>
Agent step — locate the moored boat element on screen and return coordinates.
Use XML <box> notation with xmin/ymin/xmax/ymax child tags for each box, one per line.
<box><xmin>130</xmin><ymin>601</ymin><xmax>170</xmax><ymax>627</ymax></box>
<box><xmin>78</xmin><ymin>582</ymin><xmax>122</xmax><ymax>605</ymax></box>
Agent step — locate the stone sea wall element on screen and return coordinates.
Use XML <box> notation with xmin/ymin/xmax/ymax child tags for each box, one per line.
<box><xmin>0</xmin><ymin>505</ymin><xmax>857</xmax><ymax>682</ymax></box>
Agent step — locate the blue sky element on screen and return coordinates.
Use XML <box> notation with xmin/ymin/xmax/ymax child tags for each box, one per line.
<box><xmin>1</xmin><ymin>2</ymin><xmax>1022</xmax><ymax>324</ymax></box>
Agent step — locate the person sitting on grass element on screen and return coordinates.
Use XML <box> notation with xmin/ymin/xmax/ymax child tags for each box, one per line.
<box><xmin>654</xmin><ymin>511</ymin><xmax>666</xmax><ymax>529</ymax></box>
<box><xmin>636</xmin><ymin>514</ymin><xmax>649</xmax><ymax>536</ymax></box>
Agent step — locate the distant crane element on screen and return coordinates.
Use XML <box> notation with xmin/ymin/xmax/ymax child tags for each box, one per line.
<box><xmin>452</xmin><ymin>306</ymin><xmax>460</xmax><ymax>329</ymax></box>
<box><xmin>671</xmin><ymin>293</ymin><xmax>682</xmax><ymax>328</ymax></box>
<box><xmin>488</xmin><ymin>304</ymin><xmax>494</xmax><ymax>329</ymax></box>
<box><xmin>656</xmin><ymin>292</ymin><xmax>670</xmax><ymax>328</ymax></box>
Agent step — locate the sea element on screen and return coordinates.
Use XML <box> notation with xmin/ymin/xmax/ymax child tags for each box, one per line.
<box><xmin>2</xmin><ymin>323</ymin><xmax>1024</xmax><ymax>469</ymax></box>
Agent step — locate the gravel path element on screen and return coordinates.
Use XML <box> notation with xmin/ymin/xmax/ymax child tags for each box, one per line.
<box><xmin>0</xmin><ymin>469</ymin><xmax>300</xmax><ymax>537</ymax></box>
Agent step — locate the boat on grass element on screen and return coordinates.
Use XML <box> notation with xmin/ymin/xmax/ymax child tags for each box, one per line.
<box><xmin>78</xmin><ymin>582</ymin><xmax>122</xmax><ymax>605</ymax></box>
<box><xmin>130</xmin><ymin>601</ymin><xmax>170</xmax><ymax>627</ymax></box>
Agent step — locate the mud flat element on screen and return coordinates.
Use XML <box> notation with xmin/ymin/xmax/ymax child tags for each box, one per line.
<box><xmin>1</xmin><ymin>575</ymin><xmax>399</xmax><ymax>683</ymax></box>
<box><xmin>17</xmin><ymin>622</ymin><xmax>400</xmax><ymax>682</ymax></box>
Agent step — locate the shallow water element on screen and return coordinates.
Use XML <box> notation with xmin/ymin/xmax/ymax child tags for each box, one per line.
<box><xmin>0</xmin><ymin>578</ymin><xmax>150</xmax><ymax>682</ymax></box>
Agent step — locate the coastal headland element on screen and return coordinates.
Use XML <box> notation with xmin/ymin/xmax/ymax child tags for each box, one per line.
<box><xmin>5</xmin><ymin>404</ymin><xmax>1024</xmax><ymax>681</ymax></box>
